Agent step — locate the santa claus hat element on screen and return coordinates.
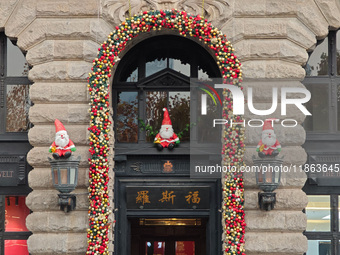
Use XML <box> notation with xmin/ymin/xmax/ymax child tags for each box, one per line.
<box><xmin>262</xmin><ymin>118</ymin><xmax>279</xmax><ymax>131</ymax></box>
<box><xmin>54</xmin><ymin>119</ymin><xmax>66</xmax><ymax>134</ymax></box>
<box><xmin>162</xmin><ymin>108</ymin><xmax>172</xmax><ymax>126</ymax></box>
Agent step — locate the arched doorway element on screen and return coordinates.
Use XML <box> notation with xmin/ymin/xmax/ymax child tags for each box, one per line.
<box><xmin>113</xmin><ymin>34</ymin><xmax>222</xmax><ymax>255</ymax></box>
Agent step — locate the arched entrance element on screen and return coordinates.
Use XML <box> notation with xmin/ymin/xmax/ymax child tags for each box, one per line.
<box><xmin>113</xmin><ymin>34</ymin><xmax>221</xmax><ymax>255</ymax></box>
<box><xmin>87</xmin><ymin>9</ymin><xmax>245</xmax><ymax>255</ymax></box>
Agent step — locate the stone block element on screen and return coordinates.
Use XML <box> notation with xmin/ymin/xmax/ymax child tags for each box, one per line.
<box><xmin>26</xmin><ymin>40</ymin><xmax>54</xmax><ymax>65</ymax></box>
<box><xmin>27</xmin><ymin>211</ymin><xmax>87</xmax><ymax>233</ymax></box>
<box><xmin>0</xmin><ymin>0</ymin><xmax>20</xmax><ymax>28</ymax></box>
<box><xmin>5</xmin><ymin>0</ymin><xmax>36</xmax><ymax>40</ymax></box>
<box><xmin>28</xmin><ymin>167</ymin><xmax>89</xmax><ymax>189</ymax></box>
<box><xmin>83</xmin><ymin>40</ymin><xmax>100</xmax><ymax>62</ymax></box>
<box><xmin>234</xmin><ymin>0</ymin><xmax>266</xmax><ymax>16</ymax></box>
<box><xmin>243</xmin><ymin>167</ymin><xmax>307</xmax><ymax>189</ymax></box>
<box><xmin>54</xmin><ymin>40</ymin><xmax>84</xmax><ymax>60</ymax></box>
<box><xmin>30</xmin><ymin>82</ymin><xmax>89</xmax><ymax>104</ymax></box>
<box><xmin>245</xmin><ymin>210</ymin><xmax>306</xmax><ymax>231</ymax></box>
<box><xmin>315</xmin><ymin>0</ymin><xmax>340</xmax><ymax>29</ymax></box>
<box><xmin>28</xmin><ymin>61</ymin><xmax>92</xmax><ymax>81</ymax></box>
<box><xmin>245</xmin><ymin>232</ymin><xmax>307</xmax><ymax>253</ymax></box>
<box><xmin>244</xmin><ymin>103</ymin><xmax>308</xmax><ymax>124</ymax></box>
<box><xmin>36</xmin><ymin>0</ymin><xmax>98</xmax><ymax>16</ymax></box>
<box><xmin>26</xmin><ymin>189</ymin><xmax>60</xmax><ymax>211</ymax></box>
<box><xmin>29</xmin><ymin>103</ymin><xmax>89</xmax><ymax>124</ymax></box>
<box><xmin>242</xmin><ymin>60</ymin><xmax>306</xmax><ymax>79</ymax></box>
<box><xmin>286</xmin><ymin>19</ymin><xmax>317</xmax><ymax>50</ymax></box>
<box><xmin>265</xmin><ymin>0</ymin><xmax>298</xmax><ymax>16</ymax></box>
<box><xmin>244</xmin><ymin>188</ymin><xmax>308</xmax><ymax>210</ymax></box>
<box><xmin>245</xmin><ymin>124</ymin><xmax>306</xmax><ymax>146</ymax></box>
<box><xmin>244</xmin><ymin>146</ymin><xmax>307</xmax><ymax>166</ymax></box>
<box><xmin>17</xmin><ymin>18</ymin><xmax>111</xmax><ymax>50</ymax></box>
<box><xmin>244</xmin><ymin>18</ymin><xmax>287</xmax><ymax>38</ymax></box>
<box><xmin>27</xmin><ymin>233</ymin><xmax>87</xmax><ymax>254</ymax></box>
<box><xmin>297</xmin><ymin>0</ymin><xmax>329</xmax><ymax>39</ymax></box>
<box><xmin>27</xmin><ymin>146</ymin><xmax>90</xmax><ymax>168</ymax></box>
<box><xmin>28</xmin><ymin>124</ymin><xmax>89</xmax><ymax>146</ymax></box>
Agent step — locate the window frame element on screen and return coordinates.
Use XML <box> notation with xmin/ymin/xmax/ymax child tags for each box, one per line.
<box><xmin>0</xmin><ymin>32</ymin><xmax>32</xmax><ymax>141</ymax></box>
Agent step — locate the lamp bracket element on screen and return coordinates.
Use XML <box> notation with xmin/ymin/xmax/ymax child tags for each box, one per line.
<box><xmin>58</xmin><ymin>193</ymin><xmax>76</xmax><ymax>213</ymax></box>
<box><xmin>258</xmin><ymin>192</ymin><xmax>276</xmax><ymax>211</ymax></box>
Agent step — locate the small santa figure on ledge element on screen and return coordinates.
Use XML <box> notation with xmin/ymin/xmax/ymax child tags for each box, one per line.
<box><xmin>49</xmin><ymin>119</ymin><xmax>76</xmax><ymax>159</ymax></box>
<box><xmin>256</xmin><ymin>119</ymin><xmax>281</xmax><ymax>158</ymax></box>
<box><xmin>154</xmin><ymin>108</ymin><xmax>180</xmax><ymax>151</ymax></box>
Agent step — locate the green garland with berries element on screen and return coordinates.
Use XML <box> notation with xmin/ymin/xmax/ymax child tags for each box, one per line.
<box><xmin>87</xmin><ymin>9</ymin><xmax>245</xmax><ymax>255</ymax></box>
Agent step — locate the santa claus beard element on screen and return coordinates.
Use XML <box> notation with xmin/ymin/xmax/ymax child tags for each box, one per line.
<box><xmin>159</xmin><ymin>125</ymin><xmax>174</xmax><ymax>139</ymax></box>
<box><xmin>55</xmin><ymin>132</ymin><xmax>69</xmax><ymax>148</ymax></box>
<box><xmin>262</xmin><ymin>134</ymin><xmax>276</xmax><ymax>147</ymax></box>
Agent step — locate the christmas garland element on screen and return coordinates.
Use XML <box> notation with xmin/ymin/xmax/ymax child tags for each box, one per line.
<box><xmin>87</xmin><ymin>9</ymin><xmax>245</xmax><ymax>255</ymax></box>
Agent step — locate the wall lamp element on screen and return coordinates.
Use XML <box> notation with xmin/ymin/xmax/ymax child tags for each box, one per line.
<box><xmin>253</xmin><ymin>156</ymin><xmax>283</xmax><ymax>211</ymax></box>
<box><xmin>49</xmin><ymin>156</ymin><xmax>80</xmax><ymax>212</ymax></box>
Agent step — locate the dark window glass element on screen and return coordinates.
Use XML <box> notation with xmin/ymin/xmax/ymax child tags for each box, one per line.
<box><xmin>169</xmin><ymin>58</ymin><xmax>190</xmax><ymax>76</ymax></box>
<box><xmin>126</xmin><ymin>68</ymin><xmax>138</xmax><ymax>82</ymax></box>
<box><xmin>116</xmin><ymin>92</ymin><xmax>138</xmax><ymax>143</ymax></box>
<box><xmin>146</xmin><ymin>91</ymin><xmax>167</xmax><ymax>142</ymax></box>
<box><xmin>6</xmin><ymin>85</ymin><xmax>30</xmax><ymax>132</ymax></box>
<box><xmin>306</xmin><ymin>38</ymin><xmax>328</xmax><ymax>76</ymax></box>
<box><xmin>146</xmin><ymin>58</ymin><xmax>167</xmax><ymax>77</ymax></box>
<box><xmin>6</xmin><ymin>39</ymin><xmax>29</xmax><ymax>77</ymax></box>
<box><xmin>304</xmin><ymin>84</ymin><xmax>329</xmax><ymax>132</ymax></box>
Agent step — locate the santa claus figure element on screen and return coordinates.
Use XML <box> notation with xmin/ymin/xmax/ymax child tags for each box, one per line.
<box><xmin>154</xmin><ymin>108</ymin><xmax>180</xmax><ymax>151</ymax></box>
<box><xmin>49</xmin><ymin>119</ymin><xmax>76</xmax><ymax>159</ymax></box>
<box><xmin>256</xmin><ymin>119</ymin><xmax>281</xmax><ymax>158</ymax></box>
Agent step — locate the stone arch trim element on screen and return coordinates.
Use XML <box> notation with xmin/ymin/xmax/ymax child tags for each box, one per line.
<box><xmin>88</xmin><ymin>9</ymin><xmax>245</xmax><ymax>255</ymax></box>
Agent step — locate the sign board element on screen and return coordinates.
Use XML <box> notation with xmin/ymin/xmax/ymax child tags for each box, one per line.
<box><xmin>0</xmin><ymin>156</ymin><xmax>26</xmax><ymax>186</ymax></box>
<box><xmin>126</xmin><ymin>186</ymin><xmax>210</xmax><ymax>210</ymax></box>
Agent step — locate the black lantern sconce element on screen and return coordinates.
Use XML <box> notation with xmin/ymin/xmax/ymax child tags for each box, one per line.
<box><xmin>253</xmin><ymin>156</ymin><xmax>283</xmax><ymax>211</ymax></box>
<box><xmin>49</xmin><ymin>156</ymin><xmax>80</xmax><ymax>212</ymax></box>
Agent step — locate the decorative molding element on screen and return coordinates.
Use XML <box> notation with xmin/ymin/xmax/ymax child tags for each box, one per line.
<box><xmin>102</xmin><ymin>0</ymin><xmax>231</xmax><ymax>26</ymax></box>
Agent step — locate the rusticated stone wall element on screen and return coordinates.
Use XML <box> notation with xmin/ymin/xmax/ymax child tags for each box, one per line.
<box><xmin>0</xmin><ymin>0</ymin><xmax>340</xmax><ymax>254</ymax></box>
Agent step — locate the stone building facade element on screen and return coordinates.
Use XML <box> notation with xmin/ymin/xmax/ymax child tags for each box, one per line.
<box><xmin>0</xmin><ymin>0</ymin><xmax>340</xmax><ymax>254</ymax></box>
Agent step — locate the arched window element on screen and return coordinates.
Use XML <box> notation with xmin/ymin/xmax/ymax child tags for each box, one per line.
<box><xmin>0</xmin><ymin>32</ymin><xmax>31</xmax><ymax>255</ymax></box>
<box><xmin>112</xmin><ymin>35</ymin><xmax>220</xmax><ymax>154</ymax></box>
